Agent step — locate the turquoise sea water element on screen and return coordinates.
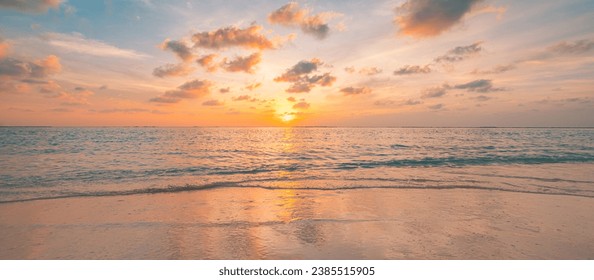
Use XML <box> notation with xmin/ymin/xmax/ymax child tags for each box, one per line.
<box><xmin>0</xmin><ymin>127</ymin><xmax>593</xmax><ymax>202</ymax></box>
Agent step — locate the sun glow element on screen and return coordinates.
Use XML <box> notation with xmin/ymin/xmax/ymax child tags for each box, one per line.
<box><xmin>280</xmin><ymin>113</ymin><xmax>295</xmax><ymax>123</ymax></box>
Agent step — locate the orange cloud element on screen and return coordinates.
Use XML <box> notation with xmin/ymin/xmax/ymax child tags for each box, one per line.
<box><xmin>0</xmin><ymin>54</ymin><xmax>61</xmax><ymax>80</ymax></box>
<box><xmin>245</xmin><ymin>82</ymin><xmax>261</xmax><ymax>91</ymax></box>
<box><xmin>0</xmin><ymin>39</ymin><xmax>9</xmax><ymax>59</ymax></box>
<box><xmin>221</xmin><ymin>52</ymin><xmax>261</xmax><ymax>74</ymax></box>
<box><xmin>292</xmin><ymin>101</ymin><xmax>310</xmax><ymax>109</ymax></box>
<box><xmin>359</xmin><ymin>67</ymin><xmax>383</xmax><ymax>76</ymax></box>
<box><xmin>268</xmin><ymin>2</ymin><xmax>337</xmax><ymax>39</ymax></box>
<box><xmin>394</xmin><ymin>0</ymin><xmax>482</xmax><ymax>38</ymax></box>
<box><xmin>196</xmin><ymin>54</ymin><xmax>218</xmax><ymax>72</ymax></box>
<box><xmin>38</xmin><ymin>80</ymin><xmax>94</xmax><ymax>106</ymax></box>
<box><xmin>191</xmin><ymin>25</ymin><xmax>275</xmax><ymax>50</ymax></box>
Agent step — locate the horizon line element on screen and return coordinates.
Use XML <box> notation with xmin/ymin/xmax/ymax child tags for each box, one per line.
<box><xmin>2</xmin><ymin>125</ymin><xmax>594</xmax><ymax>129</ymax></box>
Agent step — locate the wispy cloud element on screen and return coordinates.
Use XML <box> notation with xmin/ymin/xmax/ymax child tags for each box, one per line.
<box><xmin>359</xmin><ymin>67</ymin><xmax>383</xmax><ymax>76</ymax></box>
<box><xmin>340</xmin><ymin>86</ymin><xmax>371</xmax><ymax>96</ymax></box>
<box><xmin>472</xmin><ymin>64</ymin><xmax>516</xmax><ymax>75</ymax></box>
<box><xmin>0</xmin><ymin>0</ymin><xmax>62</xmax><ymax>14</ymax></box>
<box><xmin>245</xmin><ymin>82</ymin><xmax>261</xmax><ymax>91</ymax></box>
<box><xmin>421</xmin><ymin>86</ymin><xmax>448</xmax><ymax>99</ymax></box>
<box><xmin>434</xmin><ymin>42</ymin><xmax>483</xmax><ymax>63</ymax></box>
<box><xmin>421</xmin><ymin>79</ymin><xmax>505</xmax><ymax>99</ymax></box>
<box><xmin>152</xmin><ymin>63</ymin><xmax>194</xmax><ymax>78</ymax></box>
<box><xmin>453</xmin><ymin>79</ymin><xmax>504</xmax><ymax>93</ymax></box>
<box><xmin>44</xmin><ymin>33</ymin><xmax>148</xmax><ymax>59</ymax></box>
<box><xmin>394</xmin><ymin>65</ymin><xmax>432</xmax><ymax>75</ymax></box>
<box><xmin>202</xmin><ymin>99</ymin><xmax>224</xmax><ymax>106</ymax></box>
<box><xmin>150</xmin><ymin>79</ymin><xmax>213</xmax><ymax>103</ymax></box>
<box><xmin>549</xmin><ymin>39</ymin><xmax>594</xmax><ymax>55</ymax></box>
<box><xmin>292</xmin><ymin>101</ymin><xmax>310</xmax><ymax>109</ymax></box>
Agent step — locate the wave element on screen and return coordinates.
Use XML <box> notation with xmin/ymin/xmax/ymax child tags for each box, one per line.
<box><xmin>337</xmin><ymin>155</ymin><xmax>594</xmax><ymax>169</ymax></box>
<box><xmin>2</xmin><ymin>181</ymin><xmax>593</xmax><ymax>204</ymax></box>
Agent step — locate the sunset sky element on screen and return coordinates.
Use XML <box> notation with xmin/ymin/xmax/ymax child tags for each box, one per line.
<box><xmin>1</xmin><ymin>0</ymin><xmax>593</xmax><ymax>126</ymax></box>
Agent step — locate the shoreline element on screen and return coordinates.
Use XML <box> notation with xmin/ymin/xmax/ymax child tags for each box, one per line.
<box><xmin>1</xmin><ymin>187</ymin><xmax>593</xmax><ymax>259</ymax></box>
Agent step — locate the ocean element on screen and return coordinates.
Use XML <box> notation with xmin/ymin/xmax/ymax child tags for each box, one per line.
<box><xmin>1</xmin><ymin>127</ymin><xmax>593</xmax><ymax>203</ymax></box>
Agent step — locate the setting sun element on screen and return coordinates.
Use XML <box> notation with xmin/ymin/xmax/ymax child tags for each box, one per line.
<box><xmin>280</xmin><ymin>113</ymin><xmax>295</xmax><ymax>123</ymax></box>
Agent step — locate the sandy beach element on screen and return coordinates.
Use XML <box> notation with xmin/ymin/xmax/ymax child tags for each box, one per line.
<box><xmin>1</xmin><ymin>188</ymin><xmax>592</xmax><ymax>259</ymax></box>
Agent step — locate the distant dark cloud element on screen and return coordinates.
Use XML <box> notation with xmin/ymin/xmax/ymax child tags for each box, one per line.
<box><xmin>287</xmin><ymin>96</ymin><xmax>296</xmax><ymax>102</ymax></box>
<box><xmin>152</xmin><ymin>63</ymin><xmax>194</xmax><ymax>78</ymax></box>
<box><xmin>474</xmin><ymin>95</ymin><xmax>492</xmax><ymax>102</ymax></box>
<box><xmin>221</xmin><ymin>52</ymin><xmax>261</xmax><ymax>74</ymax></box>
<box><xmin>394</xmin><ymin>65</ymin><xmax>431</xmax><ymax>75</ymax></box>
<box><xmin>453</xmin><ymin>79</ymin><xmax>503</xmax><ymax>93</ymax></box>
<box><xmin>374</xmin><ymin>99</ymin><xmax>422</xmax><ymax>106</ymax></box>
<box><xmin>268</xmin><ymin>2</ymin><xmax>337</xmax><ymax>39</ymax></box>
<box><xmin>0</xmin><ymin>0</ymin><xmax>62</xmax><ymax>14</ymax></box>
<box><xmin>435</xmin><ymin>42</ymin><xmax>483</xmax><ymax>63</ymax></box>
<box><xmin>421</xmin><ymin>86</ymin><xmax>448</xmax><ymax>98</ymax></box>
<box><xmin>94</xmin><ymin>108</ymin><xmax>168</xmax><ymax>115</ymax></box>
<box><xmin>340</xmin><ymin>86</ymin><xmax>371</xmax><ymax>96</ymax></box>
<box><xmin>219</xmin><ymin>87</ymin><xmax>230</xmax><ymax>93</ymax></box>
<box><xmin>394</xmin><ymin>0</ymin><xmax>483</xmax><ymax>38</ymax></box>
<box><xmin>421</xmin><ymin>79</ymin><xmax>504</xmax><ymax>99</ymax></box>
<box><xmin>202</xmin><ymin>99</ymin><xmax>224</xmax><ymax>106</ymax></box>
<box><xmin>160</xmin><ymin>39</ymin><xmax>193</xmax><ymax>62</ymax></box>
<box><xmin>404</xmin><ymin>99</ymin><xmax>423</xmax><ymax>106</ymax></box>
<box><xmin>150</xmin><ymin>79</ymin><xmax>212</xmax><ymax>103</ymax></box>
<box><xmin>191</xmin><ymin>25</ymin><xmax>276</xmax><ymax>50</ymax></box>
<box><xmin>274</xmin><ymin>58</ymin><xmax>336</xmax><ymax>93</ymax></box>
<box><xmin>428</xmin><ymin>103</ymin><xmax>444</xmax><ymax>110</ymax></box>
<box><xmin>19</xmin><ymin>79</ymin><xmax>47</xmax><ymax>85</ymax></box>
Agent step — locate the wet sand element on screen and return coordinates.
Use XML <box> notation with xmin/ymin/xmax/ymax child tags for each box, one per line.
<box><xmin>0</xmin><ymin>188</ymin><xmax>593</xmax><ymax>259</ymax></box>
